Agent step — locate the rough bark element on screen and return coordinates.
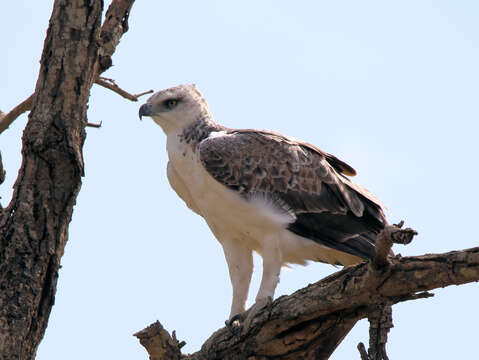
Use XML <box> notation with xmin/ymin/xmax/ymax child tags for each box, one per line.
<box><xmin>0</xmin><ymin>1</ymin><xmax>102</xmax><ymax>358</ymax></box>
<box><xmin>0</xmin><ymin>1</ymin><xmax>135</xmax><ymax>359</ymax></box>
<box><xmin>136</xmin><ymin>246</ymin><xmax>479</xmax><ymax>359</ymax></box>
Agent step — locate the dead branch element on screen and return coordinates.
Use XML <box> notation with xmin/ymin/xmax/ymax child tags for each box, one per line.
<box><xmin>98</xmin><ymin>0</ymin><xmax>135</xmax><ymax>73</ymax></box>
<box><xmin>135</xmin><ymin>244</ymin><xmax>479</xmax><ymax>359</ymax></box>
<box><xmin>0</xmin><ymin>93</ymin><xmax>34</xmax><ymax>134</ymax></box>
<box><xmin>365</xmin><ymin>303</ymin><xmax>393</xmax><ymax>360</ymax></box>
<box><xmin>0</xmin><ymin>0</ymin><xmax>137</xmax><ymax>135</ymax></box>
<box><xmin>358</xmin><ymin>342</ymin><xmax>370</xmax><ymax>360</ymax></box>
<box><xmin>361</xmin><ymin>222</ymin><xmax>417</xmax><ymax>360</ymax></box>
<box><xmin>0</xmin><ymin>76</ymin><xmax>151</xmax><ymax>135</ymax></box>
<box><xmin>96</xmin><ymin>77</ymin><xmax>153</xmax><ymax>101</ymax></box>
<box><xmin>373</xmin><ymin>221</ymin><xmax>417</xmax><ymax>268</ymax></box>
<box><xmin>86</xmin><ymin>121</ymin><xmax>103</xmax><ymax>128</ymax></box>
<box><xmin>134</xmin><ymin>322</ymin><xmax>183</xmax><ymax>360</ymax></box>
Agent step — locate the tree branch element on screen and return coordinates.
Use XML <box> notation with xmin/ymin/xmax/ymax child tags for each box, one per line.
<box><xmin>366</xmin><ymin>303</ymin><xmax>393</xmax><ymax>360</ymax></box>
<box><xmin>0</xmin><ymin>93</ymin><xmax>35</xmax><ymax>134</ymax></box>
<box><xmin>96</xmin><ymin>77</ymin><xmax>153</xmax><ymax>101</ymax></box>
<box><xmin>98</xmin><ymin>0</ymin><xmax>135</xmax><ymax>73</ymax></box>
<box><xmin>136</xmin><ymin>245</ymin><xmax>479</xmax><ymax>359</ymax></box>
<box><xmin>0</xmin><ymin>0</ymin><xmax>138</xmax><ymax>135</ymax></box>
<box><xmin>0</xmin><ymin>75</ymin><xmax>150</xmax><ymax>134</ymax></box>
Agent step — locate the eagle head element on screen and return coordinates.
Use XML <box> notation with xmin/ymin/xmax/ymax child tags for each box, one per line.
<box><xmin>139</xmin><ymin>84</ymin><xmax>211</xmax><ymax>134</ymax></box>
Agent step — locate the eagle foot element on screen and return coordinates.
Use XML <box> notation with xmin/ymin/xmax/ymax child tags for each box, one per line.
<box><xmin>225</xmin><ymin>313</ymin><xmax>245</xmax><ymax>333</ymax></box>
<box><xmin>241</xmin><ymin>297</ymin><xmax>272</xmax><ymax>335</ymax></box>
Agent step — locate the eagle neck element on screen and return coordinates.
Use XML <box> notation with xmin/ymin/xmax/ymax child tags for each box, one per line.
<box><xmin>178</xmin><ymin>115</ymin><xmax>225</xmax><ymax>152</ymax></box>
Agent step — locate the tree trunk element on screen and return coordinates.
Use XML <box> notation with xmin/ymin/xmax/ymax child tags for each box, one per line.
<box><xmin>0</xmin><ymin>1</ymin><xmax>102</xmax><ymax>358</ymax></box>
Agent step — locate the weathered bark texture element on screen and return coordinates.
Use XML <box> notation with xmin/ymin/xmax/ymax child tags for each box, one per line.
<box><xmin>0</xmin><ymin>1</ymin><xmax>135</xmax><ymax>359</ymax></box>
<box><xmin>136</xmin><ymin>246</ymin><xmax>479</xmax><ymax>360</ymax></box>
<box><xmin>0</xmin><ymin>1</ymin><xmax>103</xmax><ymax>358</ymax></box>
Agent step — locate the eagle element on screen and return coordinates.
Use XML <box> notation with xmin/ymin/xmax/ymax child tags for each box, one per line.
<box><xmin>139</xmin><ymin>84</ymin><xmax>386</xmax><ymax>325</ymax></box>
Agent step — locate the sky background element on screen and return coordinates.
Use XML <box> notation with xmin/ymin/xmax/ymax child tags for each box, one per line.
<box><xmin>1</xmin><ymin>1</ymin><xmax>478</xmax><ymax>359</ymax></box>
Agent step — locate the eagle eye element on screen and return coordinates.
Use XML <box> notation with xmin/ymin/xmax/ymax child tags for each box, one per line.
<box><xmin>165</xmin><ymin>99</ymin><xmax>179</xmax><ymax>109</ymax></box>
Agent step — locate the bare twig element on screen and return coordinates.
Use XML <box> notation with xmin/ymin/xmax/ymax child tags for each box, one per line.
<box><xmin>0</xmin><ymin>94</ymin><xmax>34</xmax><ymax>134</ymax></box>
<box><xmin>358</xmin><ymin>342</ymin><xmax>370</xmax><ymax>360</ymax></box>
<box><xmin>95</xmin><ymin>77</ymin><xmax>153</xmax><ymax>101</ymax></box>
<box><xmin>387</xmin><ymin>291</ymin><xmax>435</xmax><ymax>307</ymax></box>
<box><xmin>1</xmin><ymin>76</ymin><xmax>150</xmax><ymax>135</ymax></box>
<box><xmin>86</xmin><ymin>121</ymin><xmax>103</xmax><ymax>128</ymax></box>
<box><xmin>172</xmin><ymin>330</ymin><xmax>186</xmax><ymax>349</ymax></box>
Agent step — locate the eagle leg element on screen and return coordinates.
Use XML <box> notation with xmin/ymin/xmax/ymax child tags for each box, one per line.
<box><xmin>255</xmin><ymin>241</ymin><xmax>282</xmax><ymax>302</ymax></box>
<box><xmin>239</xmin><ymin>240</ymin><xmax>282</xmax><ymax>333</ymax></box>
<box><xmin>222</xmin><ymin>239</ymin><xmax>254</xmax><ymax>320</ymax></box>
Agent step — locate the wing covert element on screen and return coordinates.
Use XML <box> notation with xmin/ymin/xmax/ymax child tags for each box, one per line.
<box><xmin>199</xmin><ymin>130</ymin><xmax>386</xmax><ymax>262</ymax></box>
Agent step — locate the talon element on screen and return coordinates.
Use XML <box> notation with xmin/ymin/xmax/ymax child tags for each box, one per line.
<box><xmin>228</xmin><ymin>313</ymin><xmax>243</xmax><ymax>325</ymax></box>
<box><xmin>225</xmin><ymin>312</ymin><xmax>247</xmax><ymax>333</ymax></box>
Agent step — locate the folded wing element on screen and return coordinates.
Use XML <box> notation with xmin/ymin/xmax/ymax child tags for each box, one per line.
<box><xmin>199</xmin><ymin>129</ymin><xmax>386</xmax><ymax>263</ymax></box>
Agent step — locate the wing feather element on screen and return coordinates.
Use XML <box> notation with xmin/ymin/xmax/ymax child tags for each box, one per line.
<box><xmin>199</xmin><ymin>130</ymin><xmax>386</xmax><ymax>263</ymax></box>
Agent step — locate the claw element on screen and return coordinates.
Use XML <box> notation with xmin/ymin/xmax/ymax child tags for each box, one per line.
<box><xmin>227</xmin><ymin>312</ymin><xmax>244</xmax><ymax>325</ymax></box>
<box><xmin>225</xmin><ymin>313</ymin><xmax>244</xmax><ymax>332</ymax></box>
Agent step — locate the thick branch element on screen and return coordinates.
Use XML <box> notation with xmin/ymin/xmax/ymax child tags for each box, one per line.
<box><xmin>136</xmin><ymin>246</ymin><xmax>479</xmax><ymax>359</ymax></box>
<box><xmin>98</xmin><ymin>0</ymin><xmax>135</xmax><ymax>73</ymax></box>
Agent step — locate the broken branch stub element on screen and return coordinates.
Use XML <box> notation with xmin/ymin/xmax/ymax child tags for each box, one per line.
<box><xmin>373</xmin><ymin>222</ymin><xmax>418</xmax><ymax>268</ymax></box>
<box><xmin>134</xmin><ymin>321</ymin><xmax>183</xmax><ymax>360</ymax></box>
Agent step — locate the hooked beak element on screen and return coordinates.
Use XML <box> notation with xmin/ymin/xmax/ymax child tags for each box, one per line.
<box><xmin>138</xmin><ymin>103</ymin><xmax>152</xmax><ymax>120</ymax></box>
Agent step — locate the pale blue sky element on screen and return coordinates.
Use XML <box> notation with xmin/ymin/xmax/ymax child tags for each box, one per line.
<box><xmin>1</xmin><ymin>1</ymin><xmax>478</xmax><ymax>359</ymax></box>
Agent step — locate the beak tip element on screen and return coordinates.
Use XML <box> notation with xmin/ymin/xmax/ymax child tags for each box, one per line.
<box><xmin>139</xmin><ymin>103</ymin><xmax>150</xmax><ymax>121</ymax></box>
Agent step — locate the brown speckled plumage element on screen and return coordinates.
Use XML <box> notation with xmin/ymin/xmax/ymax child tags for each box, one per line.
<box><xmin>199</xmin><ymin>129</ymin><xmax>387</xmax><ymax>260</ymax></box>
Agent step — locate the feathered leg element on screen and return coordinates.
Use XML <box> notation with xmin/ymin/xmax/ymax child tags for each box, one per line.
<box><xmin>222</xmin><ymin>238</ymin><xmax>254</xmax><ymax>320</ymax></box>
<box><xmin>242</xmin><ymin>238</ymin><xmax>282</xmax><ymax>332</ymax></box>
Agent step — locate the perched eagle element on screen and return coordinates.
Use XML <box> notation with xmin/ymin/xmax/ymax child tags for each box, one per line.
<box><xmin>139</xmin><ymin>84</ymin><xmax>386</xmax><ymax>322</ymax></box>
